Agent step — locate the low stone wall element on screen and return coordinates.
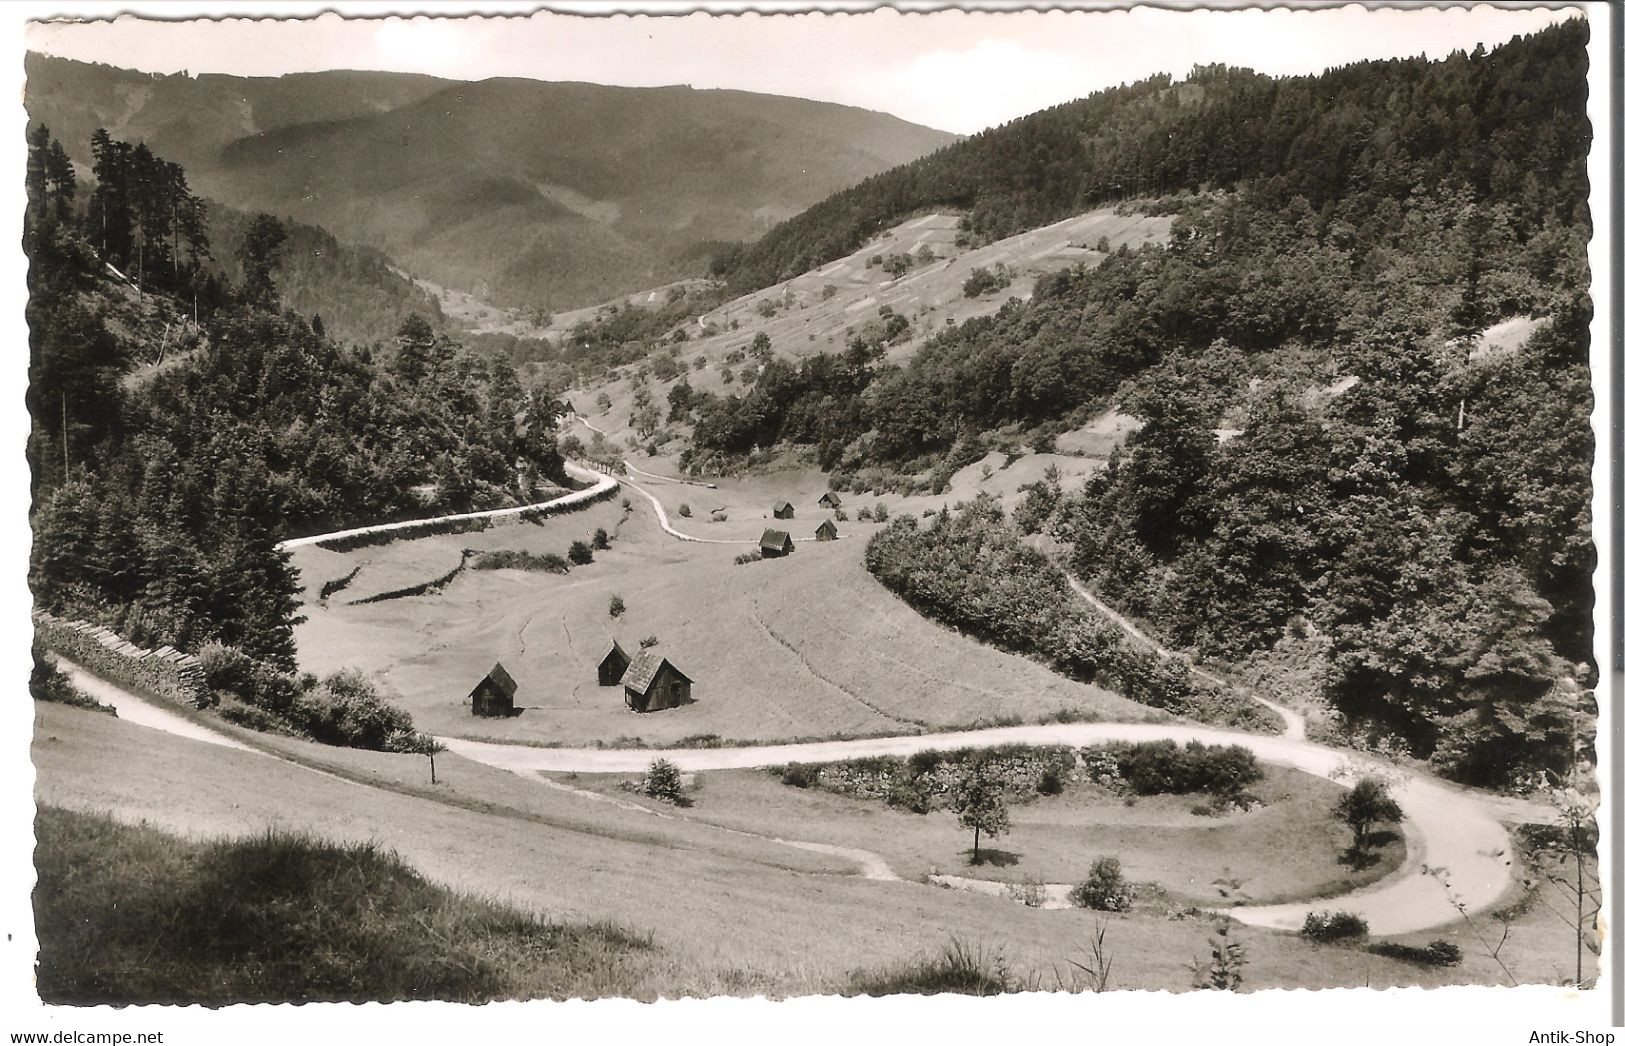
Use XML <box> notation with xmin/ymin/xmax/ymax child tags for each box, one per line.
<box><xmin>32</xmin><ymin>610</ymin><xmax>207</xmax><ymax>708</ymax></box>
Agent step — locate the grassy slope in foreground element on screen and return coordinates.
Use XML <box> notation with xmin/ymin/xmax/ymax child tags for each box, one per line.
<box><xmin>34</xmin><ymin>700</ymin><xmax>1587</xmax><ymax>991</ymax></box>
<box><xmin>33</xmin><ymin>804</ymin><xmax>662</xmax><ymax>1005</ymax></box>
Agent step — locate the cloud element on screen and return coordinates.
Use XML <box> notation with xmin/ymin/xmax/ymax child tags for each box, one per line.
<box><xmin>887</xmin><ymin>39</ymin><xmax>1102</xmax><ymax>135</ymax></box>
<box><xmin>373</xmin><ymin>16</ymin><xmax>472</xmax><ymax>75</ymax></box>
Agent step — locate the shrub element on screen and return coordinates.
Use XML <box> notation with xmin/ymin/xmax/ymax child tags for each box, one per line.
<box><xmin>1367</xmin><ymin>940</ymin><xmax>1462</xmax><ymax>967</ymax></box>
<box><xmin>1300</xmin><ymin>910</ymin><xmax>1370</xmax><ymax>943</ymax></box>
<box><xmin>608</xmin><ymin>595</ymin><xmax>626</xmax><ymax>618</ymax></box>
<box><xmin>885</xmin><ymin>776</ymin><xmax>933</xmax><ymax>815</ymax></box>
<box><xmin>642</xmin><ymin>759</ymin><xmax>686</xmax><ymax>805</ymax></box>
<box><xmin>592</xmin><ymin>527</ymin><xmax>610</xmax><ymax>550</ymax></box>
<box><xmin>638</xmin><ymin>635</ymin><xmax>659</xmax><ymax>649</ymax></box>
<box><xmin>1036</xmin><ymin>765</ymin><xmax>1066</xmax><ymax>796</ymax></box>
<box><xmin>834</xmin><ymin>508</ymin><xmax>849</xmax><ymax>522</ymax></box>
<box><xmin>1112</xmin><ymin>740</ymin><xmax>1262</xmax><ymax>798</ymax></box>
<box><xmin>1069</xmin><ymin>856</ymin><xmax>1136</xmax><ymax>913</ymax></box>
<box><xmin>290</xmin><ymin>669</ymin><xmax>415</xmax><ymax>751</ymax></box>
<box><xmin>857</xmin><ymin>506</ymin><xmax>874</xmax><ymax>521</ymax></box>
<box><xmin>678</xmin><ymin>503</ymin><xmax>691</xmax><ymax>518</ymax></box>
<box><xmin>567</xmin><ymin>541</ymin><xmax>593</xmax><ymax>565</ymax></box>
<box><xmin>470</xmin><ymin>550</ymin><xmax>569</xmax><ymax>573</ymax></box>
<box><xmin>780</xmin><ymin>763</ymin><xmax>821</xmax><ymax>789</ymax></box>
<box><xmin>873</xmin><ymin>502</ymin><xmax>889</xmax><ymax>522</ymax></box>
<box><xmin>734</xmin><ymin>550</ymin><xmax>763</xmax><ymax>565</ymax></box>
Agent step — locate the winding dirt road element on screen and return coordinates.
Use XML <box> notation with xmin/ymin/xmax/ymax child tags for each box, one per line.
<box><xmin>277</xmin><ymin>461</ymin><xmax>618</xmax><ymax>551</ymax></box>
<box><xmin>440</xmin><ymin>720</ymin><xmax>1517</xmax><ymax>937</ymax></box>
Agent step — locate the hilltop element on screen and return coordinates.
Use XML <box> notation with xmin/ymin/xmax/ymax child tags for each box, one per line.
<box><xmin>25</xmin><ymin>54</ymin><xmax>957</xmax><ymax>309</ymax></box>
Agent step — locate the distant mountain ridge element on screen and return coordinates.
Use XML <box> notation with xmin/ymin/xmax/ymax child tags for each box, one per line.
<box><xmin>25</xmin><ymin>53</ymin><xmax>957</xmax><ymax>309</ymax></box>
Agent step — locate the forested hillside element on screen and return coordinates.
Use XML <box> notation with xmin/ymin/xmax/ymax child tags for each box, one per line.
<box><xmin>206</xmin><ymin>204</ymin><xmax>448</xmax><ymax>347</ymax></box>
<box><xmin>683</xmin><ymin>20</ymin><xmax>1593</xmax><ymax>786</ymax></box>
<box><xmin>25</xmin><ymin>130</ymin><xmax>566</xmax><ymax>668</ymax></box>
<box><xmin>720</xmin><ymin>21</ymin><xmax>1587</xmax><ymax>294</ymax></box>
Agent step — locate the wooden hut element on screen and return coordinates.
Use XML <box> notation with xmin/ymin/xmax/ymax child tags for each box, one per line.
<box><xmin>818</xmin><ymin>492</ymin><xmax>842</xmax><ymax>509</ymax></box>
<box><xmin>597</xmin><ymin>640</ymin><xmax>631</xmax><ymax>686</ymax></box>
<box><xmin>622</xmin><ymin>650</ymin><xmax>693</xmax><ymax>713</ymax></box>
<box><xmin>760</xmin><ymin>528</ymin><xmax>794</xmax><ymax>557</ymax></box>
<box><xmin>469</xmin><ymin>662</ymin><xmax>518</xmax><ymax>718</ymax></box>
<box><xmin>772</xmin><ymin>500</ymin><xmax>796</xmax><ymax>519</ymax></box>
<box><xmin>815</xmin><ymin>519</ymin><xmax>839</xmax><ymax>542</ymax></box>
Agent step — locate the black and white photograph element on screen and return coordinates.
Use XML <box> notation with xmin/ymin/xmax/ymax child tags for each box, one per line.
<box><xmin>2</xmin><ymin>0</ymin><xmax>1617</xmax><ymax>1039</ymax></box>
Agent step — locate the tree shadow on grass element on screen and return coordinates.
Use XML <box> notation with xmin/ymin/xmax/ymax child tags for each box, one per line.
<box><xmin>1337</xmin><ymin>830</ymin><xmax>1400</xmax><ymax>870</ymax></box>
<box><xmin>965</xmin><ymin>848</ymin><xmax>1021</xmax><ymax>868</ymax></box>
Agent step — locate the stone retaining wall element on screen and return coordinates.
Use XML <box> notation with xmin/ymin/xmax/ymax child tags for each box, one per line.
<box><xmin>32</xmin><ymin>610</ymin><xmax>207</xmax><ymax>708</ymax></box>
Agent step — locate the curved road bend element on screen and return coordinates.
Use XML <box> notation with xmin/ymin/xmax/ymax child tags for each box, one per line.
<box><xmin>440</xmin><ymin>721</ymin><xmax>1518</xmax><ymax>937</ymax></box>
<box><xmin>52</xmin><ymin>651</ymin><xmax>1517</xmax><ymax>936</ymax></box>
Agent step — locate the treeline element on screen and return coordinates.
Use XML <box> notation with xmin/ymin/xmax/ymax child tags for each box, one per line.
<box><xmin>864</xmin><ymin>498</ymin><xmax>1278</xmax><ymax>732</ymax></box>
<box><xmin>26</xmin><ymin>129</ymin><xmax>566</xmax><ymax>668</ymax></box>
<box><xmin>719</xmin><ymin>20</ymin><xmax>1587</xmax><ymax>293</ymax></box>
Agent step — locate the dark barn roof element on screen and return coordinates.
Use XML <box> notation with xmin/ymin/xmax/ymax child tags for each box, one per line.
<box><xmin>478</xmin><ymin>662</ymin><xmax>518</xmax><ymax>698</ymax></box>
<box><xmin>621</xmin><ymin>649</ymin><xmax>691</xmax><ymax>696</ymax></box>
<box><xmin>598</xmin><ymin>639</ymin><xmax>629</xmax><ymax>666</ymax></box>
<box><xmin>774</xmin><ymin>500</ymin><xmax>794</xmax><ymax>512</ymax></box>
<box><xmin>760</xmin><ymin>528</ymin><xmax>793</xmax><ymax>552</ymax></box>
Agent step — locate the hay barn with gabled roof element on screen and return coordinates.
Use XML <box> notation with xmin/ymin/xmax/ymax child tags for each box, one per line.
<box><xmin>597</xmin><ymin>639</ymin><xmax>632</xmax><ymax>686</ymax></box>
<box><xmin>469</xmin><ymin>662</ymin><xmax>518</xmax><ymax>717</ymax></box>
<box><xmin>772</xmin><ymin>500</ymin><xmax>795</xmax><ymax>519</ymax></box>
<box><xmin>622</xmin><ymin>649</ymin><xmax>693</xmax><ymax>713</ymax></box>
<box><xmin>816</xmin><ymin>519</ymin><xmax>838</xmax><ymax>542</ymax></box>
<box><xmin>760</xmin><ymin>528</ymin><xmax>794</xmax><ymax>557</ymax></box>
<box><xmin>818</xmin><ymin>492</ymin><xmax>841</xmax><ymax>508</ymax></box>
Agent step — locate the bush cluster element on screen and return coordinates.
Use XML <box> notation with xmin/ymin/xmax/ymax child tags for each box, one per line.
<box><xmin>1109</xmin><ymin>740</ymin><xmax>1263</xmax><ymax>799</ymax></box>
<box><xmin>1069</xmin><ymin>856</ymin><xmax>1136</xmax><ymax>912</ymax></box>
<box><xmin>1366</xmin><ymin>940</ymin><xmax>1462</xmax><ymax>967</ymax></box>
<box><xmin>199</xmin><ymin>643</ymin><xmax>416</xmax><ymax>751</ymax></box>
<box><xmin>1300</xmin><ymin>910</ymin><xmax>1370</xmax><ymax>943</ymax></box>
<box><xmin>470</xmin><ymin>549</ymin><xmax>569</xmax><ymax>574</ymax></box>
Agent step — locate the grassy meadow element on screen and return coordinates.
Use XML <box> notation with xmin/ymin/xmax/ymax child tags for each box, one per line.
<box><xmin>289</xmin><ymin>476</ymin><xmax>1159</xmax><ymax>748</ymax></box>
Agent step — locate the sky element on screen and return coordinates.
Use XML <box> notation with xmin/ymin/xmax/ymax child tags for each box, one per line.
<box><xmin>24</xmin><ymin>2</ymin><xmax>1585</xmax><ymax>134</ymax></box>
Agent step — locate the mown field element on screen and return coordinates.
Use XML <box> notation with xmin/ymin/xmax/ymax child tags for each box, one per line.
<box><xmin>289</xmin><ymin>474</ymin><xmax>1158</xmax><ymax>747</ymax></box>
<box><xmin>33</xmin><ymin>701</ymin><xmax>1591</xmax><ymax>994</ymax></box>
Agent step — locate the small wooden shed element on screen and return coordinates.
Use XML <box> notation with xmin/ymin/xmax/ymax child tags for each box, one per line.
<box><xmin>818</xmin><ymin>492</ymin><xmax>842</xmax><ymax>509</ymax></box>
<box><xmin>597</xmin><ymin>640</ymin><xmax>631</xmax><ymax>686</ymax></box>
<box><xmin>816</xmin><ymin>519</ymin><xmax>839</xmax><ymax>542</ymax></box>
<box><xmin>760</xmin><ymin>528</ymin><xmax>794</xmax><ymax>557</ymax></box>
<box><xmin>772</xmin><ymin>500</ymin><xmax>795</xmax><ymax>519</ymax></box>
<box><xmin>622</xmin><ymin>649</ymin><xmax>693</xmax><ymax>713</ymax></box>
<box><xmin>469</xmin><ymin>662</ymin><xmax>518</xmax><ymax>718</ymax></box>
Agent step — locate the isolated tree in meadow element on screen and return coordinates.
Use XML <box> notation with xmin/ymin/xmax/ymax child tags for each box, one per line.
<box><xmin>568</xmin><ymin>540</ymin><xmax>593</xmax><ymax>565</ymax></box>
<box><xmin>643</xmin><ymin>758</ymin><xmax>686</xmax><ymax>805</ymax></box>
<box><xmin>953</xmin><ymin>759</ymin><xmax>1010</xmax><ymax>864</ymax></box>
<box><xmin>1334</xmin><ymin>777</ymin><xmax>1403</xmax><ymax>854</ymax></box>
